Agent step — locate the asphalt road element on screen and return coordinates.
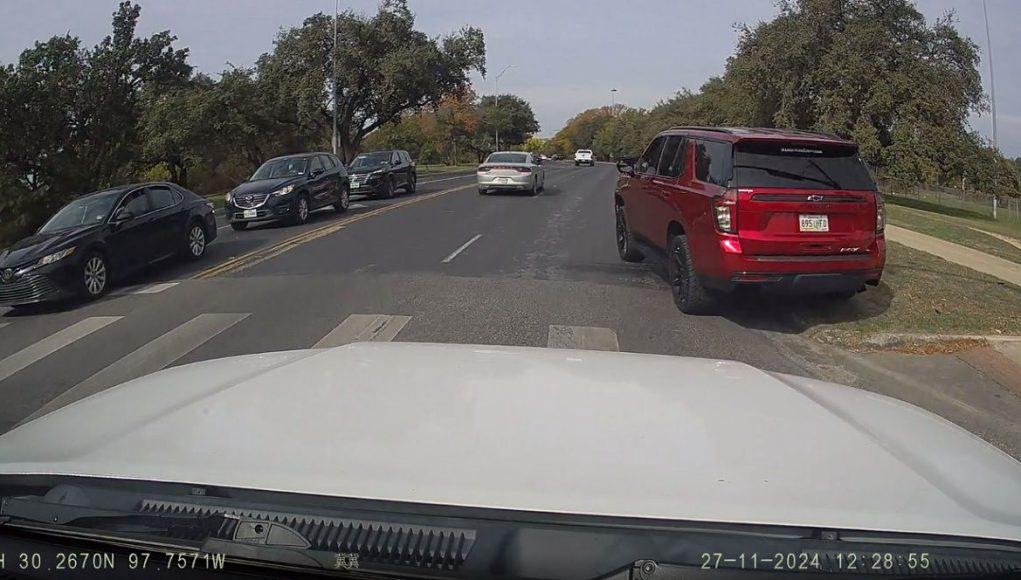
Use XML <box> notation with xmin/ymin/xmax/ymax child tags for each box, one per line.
<box><xmin>2</xmin><ymin>162</ymin><xmax>1020</xmax><ymax>458</ymax></box>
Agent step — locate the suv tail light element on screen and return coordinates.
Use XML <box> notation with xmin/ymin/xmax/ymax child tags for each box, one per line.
<box><xmin>714</xmin><ymin>189</ymin><xmax>738</xmax><ymax>233</ymax></box>
<box><xmin>875</xmin><ymin>191</ymin><xmax>885</xmax><ymax>233</ymax></box>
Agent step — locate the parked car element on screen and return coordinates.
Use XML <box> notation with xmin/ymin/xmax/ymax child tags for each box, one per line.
<box><xmin>225</xmin><ymin>152</ymin><xmax>349</xmax><ymax>231</ymax></box>
<box><xmin>348</xmin><ymin>149</ymin><xmax>417</xmax><ymax>198</ymax></box>
<box><xmin>574</xmin><ymin>149</ymin><xmax>595</xmax><ymax>166</ymax></box>
<box><xmin>0</xmin><ymin>183</ymin><xmax>217</xmax><ymax>307</ymax></box>
<box><xmin>477</xmin><ymin>151</ymin><xmax>546</xmax><ymax>195</ymax></box>
<box><xmin>552</xmin><ymin>154</ymin><xmax>564</xmax><ymax>161</ymax></box>
<box><xmin>615</xmin><ymin>127</ymin><xmax>885</xmax><ymax>313</ymax></box>
<box><xmin>3</xmin><ymin>343</ymin><xmax>1020</xmax><ymax>578</ymax></box>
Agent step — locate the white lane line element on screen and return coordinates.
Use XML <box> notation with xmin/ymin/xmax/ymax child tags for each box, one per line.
<box><xmin>26</xmin><ymin>313</ymin><xmax>249</xmax><ymax>420</ymax></box>
<box><xmin>419</xmin><ymin>173</ymin><xmax>475</xmax><ymax>185</ymax></box>
<box><xmin>315</xmin><ymin>314</ymin><xmax>411</xmax><ymax>348</ymax></box>
<box><xmin>0</xmin><ymin>317</ymin><xmax>122</xmax><ymax>382</ymax></box>
<box><xmin>547</xmin><ymin>325</ymin><xmax>620</xmax><ymax>352</ymax></box>
<box><xmin>0</xmin><ymin>323</ymin><xmax>9</xmax><ymax>332</ymax></box>
<box><xmin>441</xmin><ymin>234</ymin><xmax>482</xmax><ymax>264</ymax></box>
<box><xmin>134</xmin><ymin>282</ymin><xmax>180</xmax><ymax>294</ymax></box>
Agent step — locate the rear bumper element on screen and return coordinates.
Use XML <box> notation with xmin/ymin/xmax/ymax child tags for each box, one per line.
<box><xmin>478</xmin><ymin>174</ymin><xmax>532</xmax><ymax>189</ymax></box>
<box><xmin>703</xmin><ymin>236</ymin><xmax>885</xmax><ymax>293</ymax></box>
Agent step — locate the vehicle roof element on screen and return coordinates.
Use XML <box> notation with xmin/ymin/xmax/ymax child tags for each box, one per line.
<box><xmin>661</xmin><ymin>126</ymin><xmax>854</xmax><ymax>145</ymax></box>
<box><xmin>356</xmin><ymin>149</ymin><xmax>403</xmax><ymax>155</ymax></box>
<box><xmin>488</xmin><ymin>151</ymin><xmax>530</xmax><ymax>156</ymax></box>
<box><xmin>77</xmin><ymin>182</ymin><xmax>176</xmax><ymax>200</ymax></box>
<box><xmin>265</xmin><ymin>152</ymin><xmax>334</xmax><ymax>163</ymax></box>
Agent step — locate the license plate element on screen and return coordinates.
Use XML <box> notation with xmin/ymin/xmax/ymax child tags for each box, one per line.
<box><xmin>799</xmin><ymin>214</ymin><xmax>829</xmax><ymax>232</ymax></box>
<box><xmin>243</xmin><ymin>209</ymin><xmax>257</xmax><ymax>219</ymax></box>
<box><xmin>496</xmin><ymin>177</ymin><xmax>509</xmax><ymax>184</ymax></box>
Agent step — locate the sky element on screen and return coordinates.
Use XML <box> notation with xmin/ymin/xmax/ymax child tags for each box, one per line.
<box><xmin>1</xmin><ymin>0</ymin><xmax>1018</xmax><ymax>156</ymax></box>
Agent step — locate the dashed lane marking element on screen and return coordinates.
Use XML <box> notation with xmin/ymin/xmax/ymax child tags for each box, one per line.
<box><xmin>0</xmin><ymin>317</ymin><xmax>122</xmax><ymax>383</ymax></box>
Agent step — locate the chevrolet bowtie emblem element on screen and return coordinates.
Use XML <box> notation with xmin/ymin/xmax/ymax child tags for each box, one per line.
<box><xmin>807</xmin><ymin>194</ymin><xmax>824</xmax><ymax>202</ymax></box>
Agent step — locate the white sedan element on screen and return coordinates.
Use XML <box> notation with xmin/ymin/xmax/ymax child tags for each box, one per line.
<box><xmin>477</xmin><ymin>151</ymin><xmax>546</xmax><ymax>195</ymax></box>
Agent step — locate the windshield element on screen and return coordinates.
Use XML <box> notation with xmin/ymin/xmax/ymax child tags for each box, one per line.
<box><xmin>577</xmin><ymin>150</ymin><xmax>592</xmax><ymax>154</ymax></box>
<box><xmin>250</xmin><ymin>158</ymin><xmax>307</xmax><ymax>180</ymax></box>
<box><xmin>486</xmin><ymin>153</ymin><xmax>527</xmax><ymax>163</ymax></box>
<box><xmin>350</xmin><ymin>151</ymin><xmax>391</xmax><ymax>168</ymax></box>
<box><xmin>38</xmin><ymin>192</ymin><xmax>120</xmax><ymax>233</ymax></box>
<box><xmin>735</xmin><ymin>142</ymin><xmax>876</xmax><ymax>190</ymax></box>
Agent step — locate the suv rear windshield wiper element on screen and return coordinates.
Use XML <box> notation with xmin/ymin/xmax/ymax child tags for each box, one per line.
<box><xmin>734</xmin><ymin>164</ymin><xmax>841</xmax><ymax>189</ymax></box>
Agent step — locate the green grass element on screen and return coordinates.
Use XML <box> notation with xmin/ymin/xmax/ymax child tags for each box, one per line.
<box><xmin>803</xmin><ymin>242</ymin><xmax>1021</xmax><ymax>348</ymax></box>
<box><xmin>886</xmin><ymin>194</ymin><xmax>1021</xmax><ymax>237</ymax></box>
<box><xmin>886</xmin><ymin>204</ymin><xmax>1021</xmax><ymax>265</ymax></box>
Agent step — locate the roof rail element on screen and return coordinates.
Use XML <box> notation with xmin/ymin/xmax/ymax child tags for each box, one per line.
<box><xmin>667</xmin><ymin>126</ymin><xmax>737</xmax><ymax>134</ymax></box>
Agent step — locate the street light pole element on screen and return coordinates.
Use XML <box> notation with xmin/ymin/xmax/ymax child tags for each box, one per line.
<box><xmin>332</xmin><ymin>0</ymin><xmax>339</xmax><ymax>156</ymax></box>
<box><xmin>610</xmin><ymin>88</ymin><xmax>617</xmax><ymax>115</ymax></box>
<box><xmin>493</xmin><ymin>65</ymin><xmax>515</xmax><ymax>151</ymax></box>
<box><xmin>983</xmin><ymin>0</ymin><xmax>998</xmax><ymax>150</ymax></box>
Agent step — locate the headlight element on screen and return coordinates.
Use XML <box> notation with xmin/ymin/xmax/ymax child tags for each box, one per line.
<box><xmin>273</xmin><ymin>185</ymin><xmax>295</xmax><ymax>196</ymax></box>
<box><xmin>225</xmin><ymin>191</ymin><xmax>233</xmax><ymax>203</ymax></box>
<box><xmin>38</xmin><ymin>247</ymin><xmax>76</xmax><ymax>267</ymax></box>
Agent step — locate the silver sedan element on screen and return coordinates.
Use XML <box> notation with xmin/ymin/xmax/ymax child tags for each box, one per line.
<box><xmin>477</xmin><ymin>151</ymin><xmax>546</xmax><ymax>195</ymax></box>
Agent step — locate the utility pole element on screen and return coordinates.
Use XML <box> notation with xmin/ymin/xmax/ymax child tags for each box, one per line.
<box><xmin>493</xmin><ymin>65</ymin><xmax>515</xmax><ymax>151</ymax></box>
<box><xmin>983</xmin><ymin>0</ymin><xmax>998</xmax><ymax>150</ymax></box>
<box><xmin>610</xmin><ymin>88</ymin><xmax>617</xmax><ymax>115</ymax></box>
<box><xmin>332</xmin><ymin>0</ymin><xmax>339</xmax><ymax>156</ymax></box>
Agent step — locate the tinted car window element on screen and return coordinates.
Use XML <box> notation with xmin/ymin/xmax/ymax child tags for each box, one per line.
<box><xmin>391</xmin><ymin>151</ymin><xmax>401</xmax><ymax>165</ymax></box>
<box><xmin>148</xmin><ymin>186</ymin><xmax>177</xmax><ymax>210</ymax></box>
<box><xmin>734</xmin><ymin>142</ymin><xmax>877</xmax><ymax>190</ymax></box>
<box><xmin>251</xmin><ymin>157</ymin><xmax>307</xmax><ymax>180</ymax></box>
<box><xmin>121</xmin><ymin>189</ymin><xmax>151</xmax><ymax>216</ymax></box>
<box><xmin>319</xmin><ymin>154</ymin><xmax>336</xmax><ymax>169</ymax></box>
<box><xmin>694</xmin><ymin>139</ymin><xmax>732</xmax><ymax>186</ymax></box>
<box><xmin>637</xmin><ymin>137</ymin><xmax>666</xmax><ymax>175</ymax></box>
<box><xmin>351</xmin><ymin>151</ymin><xmax>391</xmax><ymax>169</ymax></box>
<box><xmin>486</xmin><ymin>153</ymin><xmax>528</xmax><ymax>163</ymax></box>
<box><xmin>401</xmin><ymin>151</ymin><xmax>412</xmax><ymax>164</ymax></box>
<box><xmin>657</xmin><ymin>136</ymin><xmax>686</xmax><ymax>177</ymax></box>
<box><xmin>309</xmin><ymin>156</ymin><xmax>324</xmax><ymax>174</ymax></box>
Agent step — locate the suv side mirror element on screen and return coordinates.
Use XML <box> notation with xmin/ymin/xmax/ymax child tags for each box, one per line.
<box><xmin>111</xmin><ymin>207</ymin><xmax>133</xmax><ymax>224</ymax></box>
<box><xmin>616</xmin><ymin>158</ymin><xmax>637</xmax><ymax>176</ymax></box>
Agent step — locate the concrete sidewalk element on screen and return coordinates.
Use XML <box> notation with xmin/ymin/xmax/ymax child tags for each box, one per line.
<box><xmin>886</xmin><ymin>225</ymin><xmax>1021</xmax><ymax>287</ymax></box>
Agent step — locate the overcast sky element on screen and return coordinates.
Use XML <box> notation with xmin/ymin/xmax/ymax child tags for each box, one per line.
<box><xmin>1</xmin><ymin>1</ymin><xmax>1017</xmax><ymax>156</ymax></box>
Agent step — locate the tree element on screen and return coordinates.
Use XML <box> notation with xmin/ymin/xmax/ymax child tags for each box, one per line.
<box><xmin>0</xmin><ymin>1</ymin><xmax>190</xmax><ymax>238</ymax></box>
<box><xmin>255</xmin><ymin>0</ymin><xmax>485</xmax><ymax>162</ymax></box>
<box><xmin>479</xmin><ymin>94</ymin><xmax>539</xmax><ymax>149</ymax></box>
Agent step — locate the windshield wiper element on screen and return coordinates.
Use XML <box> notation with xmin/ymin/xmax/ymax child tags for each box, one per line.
<box><xmin>735</xmin><ymin>164</ymin><xmax>840</xmax><ymax>189</ymax></box>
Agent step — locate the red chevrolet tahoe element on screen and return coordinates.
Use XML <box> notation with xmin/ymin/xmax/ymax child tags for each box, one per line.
<box><xmin>615</xmin><ymin>127</ymin><xmax>885</xmax><ymax>314</ymax></box>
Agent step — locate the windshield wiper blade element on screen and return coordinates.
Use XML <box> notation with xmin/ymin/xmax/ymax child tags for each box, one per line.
<box><xmin>735</xmin><ymin>164</ymin><xmax>839</xmax><ymax>188</ymax></box>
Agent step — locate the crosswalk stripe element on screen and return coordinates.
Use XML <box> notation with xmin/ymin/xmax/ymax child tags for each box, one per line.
<box><xmin>134</xmin><ymin>282</ymin><xmax>180</xmax><ymax>294</ymax></box>
<box><xmin>26</xmin><ymin>313</ymin><xmax>249</xmax><ymax>421</ymax></box>
<box><xmin>314</xmin><ymin>314</ymin><xmax>411</xmax><ymax>348</ymax></box>
<box><xmin>0</xmin><ymin>317</ymin><xmax>122</xmax><ymax>382</ymax></box>
<box><xmin>0</xmin><ymin>322</ymin><xmax>9</xmax><ymax>332</ymax></box>
<box><xmin>547</xmin><ymin>325</ymin><xmax>620</xmax><ymax>352</ymax></box>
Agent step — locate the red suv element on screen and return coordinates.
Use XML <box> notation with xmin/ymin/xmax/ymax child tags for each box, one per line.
<box><xmin>615</xmin><ymin>127</ymin><xmax>885</xmax><ymax>313</ymax></box>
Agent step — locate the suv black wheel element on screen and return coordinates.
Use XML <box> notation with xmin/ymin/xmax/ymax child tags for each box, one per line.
<box><xmin>334</xmin><ymin>186</ymin><xmax>350</xmax><ymax>213</ymax></box>
<box><xmin>407</xmin><ymin>175</ymin><xmax>417</xmax><ymax>194</ymax></box>
<box><xmin>615</xmin><ymin>206</ymin><xmax>644</xmax><ymax>262</ymax></box>
<box><xmin>79</xmin><ymin>251</ymin><xmax>109</xmax><ymax>300</ymax></box>
<box><xmin>381</xmin><ymin>177</ymin><xmax>395</xmax><ymax>199</ymax></box>
<box><xmin>667</xmin><ymin>234</ymin><xmax>713</xmax><ymax>314</ymax></box>
<box><xmin>292</xmin><ymin>195</ymin><xmax>311</xmax><ymax>225</ymax></box>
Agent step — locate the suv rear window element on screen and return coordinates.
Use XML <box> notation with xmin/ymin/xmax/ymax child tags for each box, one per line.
<box><xmin>693</xmin><ymin>139</ymin><xmax>732</xmax><ymax>186</ymax></box>
<box><xmin>734</xmin><ymin>142</ymin><xmax>875</xmax><ymax>190</ymax></box>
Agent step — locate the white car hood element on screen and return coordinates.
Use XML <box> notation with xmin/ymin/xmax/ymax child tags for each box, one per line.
<box><xmin>1</xmin><ymin>342</ymin><xmax>1020</xmax><ymax>542</ymax></box>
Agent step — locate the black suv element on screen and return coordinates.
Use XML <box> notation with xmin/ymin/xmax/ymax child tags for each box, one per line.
<box><xmin>348</xmin><ymin>150</ymin><xmax>417</xmax><ymax>198</ymax></box>
<box><xmin>226</xmin><ymin>152</ymin><xmax>350</xmax><ymax>231</ymax></box>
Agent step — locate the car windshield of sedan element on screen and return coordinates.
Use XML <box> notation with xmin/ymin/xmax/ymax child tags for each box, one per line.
<box><xmin>350</xmin><ymin>151</ymin><xmax>391</xmax><ymax>168</ymax></box>
<box><xmin>250</xmin><ymin>158</ymin><xmax>307</xmax><ymax>180</ymax></box>
<box><xmin>37</xmin><ymin>191</ymin><xmax>120</xmax><ymax>233</ymax></box>
<box><xmin>486</xmin><ymin>153</ymin><xmax>527</xmax><ymax>163</ymax></box>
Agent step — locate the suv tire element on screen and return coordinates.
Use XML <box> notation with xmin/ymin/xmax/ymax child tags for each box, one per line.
<box><xmin>667</xmin><ymin>234</ymin><xmax>713</xmax><ymax>314</ymax></box>
<box><xmin>407</xmin><ymin>175</ymin><xmax>417</xmax><ymax>194</ymax></box>
<box><xmin>615</xmin><ymin>206</ymin><xmax>644</xmax><ymax>263</ymax></box>
<box><xmin>291</xmin><ymin>194</ymin><xmax>311</xmax><ymax>225</ymax></box>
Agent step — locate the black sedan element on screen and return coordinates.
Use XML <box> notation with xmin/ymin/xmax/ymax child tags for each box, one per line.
<box><xmin>225</xmin><ymin>152</ymin><xmax>349</xmax><ymax>231</ymax></box>
<box><xmin>0</xmin><ymin>182</ymin><xmax>216</xmax><ymax>308</ymax></box>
